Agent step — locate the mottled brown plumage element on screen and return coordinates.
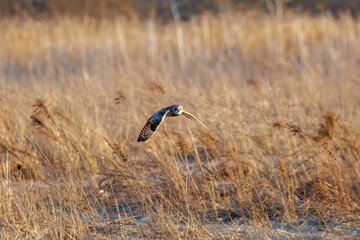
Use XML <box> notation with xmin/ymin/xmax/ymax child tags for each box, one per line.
<box><xmin>137</xmin><ymin>105</ymin><xmax>208</xmax><ymax>142</ymax></box>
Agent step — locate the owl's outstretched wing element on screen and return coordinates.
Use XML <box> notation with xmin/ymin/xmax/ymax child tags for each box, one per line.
<box><xmin>181</xmin><ymin>111</ymin><xmax>209</xmax><ymax>130</ymax></box>
<box><xmin>137</xmin><ymin>110</ymin><xmax>170</xmax><ymax>142</ymax></box>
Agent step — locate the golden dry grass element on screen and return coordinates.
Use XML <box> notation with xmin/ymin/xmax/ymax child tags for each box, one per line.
<box><xmin>0</xmin><ymin>11</ymin><xmax>360</xmax><ymax>239</ymax></box>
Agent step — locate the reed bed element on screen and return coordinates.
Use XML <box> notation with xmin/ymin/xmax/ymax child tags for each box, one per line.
<box><xmin>0</xmin><ymin>12</ymin><xmax>360</xmax><ymax>239</ymax></box>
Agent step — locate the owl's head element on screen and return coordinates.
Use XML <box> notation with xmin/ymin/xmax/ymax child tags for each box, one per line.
<box><xmin>173</xmin><ymin>105</ymin><xmax>183</xmax><ymax>115</ymax></box>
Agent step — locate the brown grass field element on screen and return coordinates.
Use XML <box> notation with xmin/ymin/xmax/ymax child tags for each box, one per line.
<box><xmin>0</xmin><ymin>11</ymin><xmax>360</xmax><ymax>239</ymax></box>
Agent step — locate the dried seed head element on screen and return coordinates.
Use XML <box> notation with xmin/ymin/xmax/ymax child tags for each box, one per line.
<box><xmin>30</xmin><ymin>114</ymin><xmax>58</xmax><ymax>140</ymax></box>
<box><xmin>33</xmin><ymin>98</ymin><xmax>52</xmax><ymax>119</ymax></box>
<box><xmin>247</xmin><ymin>78</ymin><xmax>262</xmax><ymax>92</ymax></box>
<box><xmin>114</xmin><ymin>91</ymin><xmax>127</xmax><ymax>104</ymax></box>
<box><xmin>247</xmin><ymin>78</ymin><xmax>267</xmax><ymax>100</ymax></box>
<box><xmin>30</xmin><ymin>114</ymin><xmax>45</xmax><ymax>127</ymax></box>
<box><xmin>277</xmin><ymin>158</ymin><xmax>287</xmax><ymax>173</ymax></box>
<box><xmin>145</xmin><ymin>81</ymin><xmax>165</xmax><ymax>95</ymax></box>
<box><xmin>314</xmin><ymin>180</ymin><xmax>334</xmax><ymax>202</ymax></box>
<box><xmin>199</xmin><ymin>130</ymin><xmax>220</xmax><ymax>155</ymax></box>
<box><xmin>318</xmin><ymin>111</ymin><xmax>339</xmax><ymax>139</ymax></box>
<box><xmin>176</xmin><ymin>134</ymin><xmax>189</xmax><ymax>155</ymax></box>
<box><xmin>113</xmin><ymin>143</ymin><xmax>128</xmax><ymax>162</ymax></box>
<box><xmin>273</xmin><ymin>122</ymin><xmax>284</xmax><ymax>129</ymax></box>
<box><xmin>286</xmin><ymin>124</ymin><xmax>305</xmax><ymax>138</ymax></box>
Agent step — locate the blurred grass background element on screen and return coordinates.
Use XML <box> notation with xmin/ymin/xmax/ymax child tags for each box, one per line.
<box><xmin>0</xmin><ymin>0</ymin><xmax>360</xmax><ymax>20</ymax></box>
<box><xmin>1</xmin><ymin>0</ymin><xmax>360</xmax><ymax>239</ymax></box>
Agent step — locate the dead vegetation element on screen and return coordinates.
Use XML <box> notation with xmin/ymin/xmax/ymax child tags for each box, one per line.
<box><xmin>0</xmin><ymin>11</ymin><xmax>360</xmax><ymax>239</ymax></box>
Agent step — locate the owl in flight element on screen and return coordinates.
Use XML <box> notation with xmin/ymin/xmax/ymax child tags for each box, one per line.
<box><xmin>137</xmin><ymin>105</ymin><xmax>209</xmax><ymax>142</ymax></box>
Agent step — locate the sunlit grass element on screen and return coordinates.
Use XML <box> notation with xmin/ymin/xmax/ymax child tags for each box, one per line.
<box><xmin>0</xmin><ymin>12</ymin><xmax>360</xmax><ymax>239</ymax></box>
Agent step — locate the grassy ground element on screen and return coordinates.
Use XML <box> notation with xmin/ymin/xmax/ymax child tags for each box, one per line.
<box><xmin>0</xmin><ymin>11</ymin><xmax>360</xmax><ymax>239</ymax></box>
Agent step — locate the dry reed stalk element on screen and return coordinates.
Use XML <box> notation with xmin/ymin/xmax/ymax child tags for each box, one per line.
<box><xmin>175</xmin><ymin>133</ymin><xmax>190</xmax><ymax>155</ymax></box>
<box><xmin>0</xmin><ymin>12</ymin><xmax>359</xmax><ymax>239</ymax></box>
<box><xmin>114</xmin><ymin>90</ymin><xmax>128</xmax><ymax>104</ymax></box>
<box><xmin>198</xmin><ymin>130</ymin><xmax>221</xmax><ymax>156</ymax></box>
<box><xmin>30</xmin><ymin>98</ymin><xmax>62</xmax><ymax>141</ymax></box>
<box><xmin>30</xmin><ymin>114</ymin><xmax>58</xmax><ymax>140</ymax></box>
<box><xmin>32</xmin><ymin>98</ymin><xmax>54</xmax><ymax>122</ymax></box>
<box><xmin>277</xmin><ymin>158</ymin><xmax>287</xmax><ymax>173</ymax></box>
<box><xmin>0</xmin><ymin>98</ymin><xmax>12</xmax><ymax>133</ymax></box>
<box><xmin>112</xmin><ymin>143</ymin><xmax>128</xmax><ymax>162</ymax></box>
<box><xmin>317</xmin><ymin>111</ymin><xmax>339</xmax><ymax>140</ymax></box>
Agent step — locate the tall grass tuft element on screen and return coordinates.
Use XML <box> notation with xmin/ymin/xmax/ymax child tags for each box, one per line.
<box><xmin>0</xmin><ymin>11</ymin><xmax>359</xmax><ymax>239</ymax></box>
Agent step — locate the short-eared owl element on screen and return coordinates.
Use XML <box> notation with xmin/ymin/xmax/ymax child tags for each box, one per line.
<box><xmin>137</xmin><ymin>105</ymin><xmax>208</xmax><ymax>142</ymax></box>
